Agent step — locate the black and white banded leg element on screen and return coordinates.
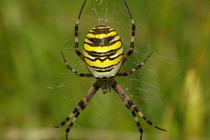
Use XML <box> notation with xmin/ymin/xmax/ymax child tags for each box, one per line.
<box><xmin>112</xmin><ymin>80</ymin><xmax>166</xmax><ymax>140</ymax></box>
<box><xmin>112</xmin><ymin>81</ymin><xmax>143</xmax><ymax>140</ymax></box>
<box><xmin>133</xmin><ymin>105</ymin><xmax>166</xmax><ymax>132</ymax></box>
<box><xmin>56</xmin><ymin>82</ymin><xmax>100</xmax><ymax>140</ymax></box>
<box><xmin>117</xmin><ymin>52</ymin><xmax>153</xmax><ymax>76</ymax></box>
<box><xmin>123</xmin><ymin>0</ymin><xmax>136</xmax><ymax>61</ymax></box>
<box><xmin>61</xmin><ymin>51</ymin><xmax>92</xmax><ymax>77</ymax></box>
<box><xmin>74</xmin><ymin>0</ymin><xmax>87</xmax><ymax>59</ymax></box>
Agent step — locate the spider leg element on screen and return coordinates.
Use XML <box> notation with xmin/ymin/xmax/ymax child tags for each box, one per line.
<box><xmin>74</xmin><ymin>0</ymin><xmax>87</xmax><ymax>60</ymax></box>
<box><xmin>56</xmin><ymin>82</ymin><xmax>100</xmax><ymax>140</ymax></box>
<box><xmin>133</xmin><ymin>104</ymin><xmax>166</xmax><ymax>132</ymax></box>
<box><xmin>61</xmin><ymin>51</ymin><xmax>93</xmax><ymax>77</ymax></box>
<box><xmin>117</xmin><ymin>52</ymin><xmax>153</xmax><ymax>76</ymax></box>
<box><xmin>123</xmin><ymin>0</ymin><xmax>136</xmax><ymax>62</ymax></box>
<box><xmin>112</xmin><ymin>80</ymin><xmax>143</xmax><ymax>140</ymax></box>
<box><xmin>112</xmin><ymin>80</ymin><xmax>166</xmax><ymax>139</ymax></box>
<box><xmin>131</xmin><ymin>110</ymin><xmax>143</xmax><ymax>140</ymax></box>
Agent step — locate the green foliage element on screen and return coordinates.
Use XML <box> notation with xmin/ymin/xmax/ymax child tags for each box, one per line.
<box><xmin>0</xmin><ymin>0</ymin><xmax>209</xmax><ymax>139</ymax></box>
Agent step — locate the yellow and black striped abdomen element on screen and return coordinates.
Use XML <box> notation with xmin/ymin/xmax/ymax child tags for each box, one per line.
<box><xmin>83</xmin><ymin>25</ymin><xmax>124</xmax><ymax>78</ymax></box>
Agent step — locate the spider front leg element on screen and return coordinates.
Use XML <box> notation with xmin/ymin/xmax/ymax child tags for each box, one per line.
<box><xmin>112</xmin><ymin>80</ymin><xmax>166</xmax><ymax>140</ymax></box>
<box><xmin>61</xmin><ymin>51</ymin><xmax>92</xmax><ymax>77</ymax></box>
<box><xmin>112</xmin><ymin>81</ymin><xmax>143</xmax><ymax>140</ymax></box>
<box><xmin>117</xmin><ymin>52</ymin><xmax>153</xmax><ymax>76</ymax></box>
<box><xmin>56</xmin><ymin>82</ymin><xmax>100</xmax><ymax>140</ymax></box>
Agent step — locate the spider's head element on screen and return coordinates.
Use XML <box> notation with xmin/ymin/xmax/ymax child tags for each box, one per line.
<box><xmin>96</xmin><ymin>78</ymin><xmax>115</xmax><ymax>94</ymax></box>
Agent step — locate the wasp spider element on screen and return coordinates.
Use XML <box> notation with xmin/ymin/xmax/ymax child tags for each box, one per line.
<box><xmin>56</xmin><ymin>0</ymin><xmax>166</xmax><ymax>139</ymax></box>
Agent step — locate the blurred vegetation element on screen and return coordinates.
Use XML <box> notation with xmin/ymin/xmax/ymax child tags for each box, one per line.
<box><xmin>0</xmin><ymin>0</ymin><xmax>209</xmax><ymax>140</ymax></box>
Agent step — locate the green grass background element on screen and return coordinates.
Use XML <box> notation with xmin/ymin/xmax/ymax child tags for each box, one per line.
<box><xmin>0</xmin><ymin>0</ymin><xmax>209</xmax><ymax>140</ymax></box>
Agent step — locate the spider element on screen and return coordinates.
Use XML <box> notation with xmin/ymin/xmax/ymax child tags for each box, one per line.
<box><xmin>56</xmin><ymin>0</ymin><xmax>166</xmax><ymax>139</ymax></box>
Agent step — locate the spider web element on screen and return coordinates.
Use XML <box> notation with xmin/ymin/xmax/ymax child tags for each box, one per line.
<box><xmin>89</xmin><ymin>0</ymin><xmax>161</xmax><ymax>104</ymax></box>
<box><xmin>54</xmin><ymin>0</ymin><xmax>184</xmax><ymax>111</ymax></box>
<box><xmin>53</xmin><ymin>0</ymin><xmax>184</xmax><ymax>138</ymax></box>
<box><xmin>88</xmin><ymin>0</ymin><xmax>184</xmax><ymax>104</ymax></box>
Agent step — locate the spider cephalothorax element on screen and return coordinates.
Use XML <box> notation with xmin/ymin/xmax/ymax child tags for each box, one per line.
<box><xmin>57</xmin><ymin>0</ymin><xmax>166</xmax><ymax>140</ymax></box>
<box><xmin>97</xmin><ymin>78</ymin><xmax>115</xmax><ymax>94</ymax></box>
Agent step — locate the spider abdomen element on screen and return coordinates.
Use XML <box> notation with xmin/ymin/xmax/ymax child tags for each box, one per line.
<box><xmin>83</xmin><ymin>25</ymin><xmax>124</xmax><ymax>78</ymax></box>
